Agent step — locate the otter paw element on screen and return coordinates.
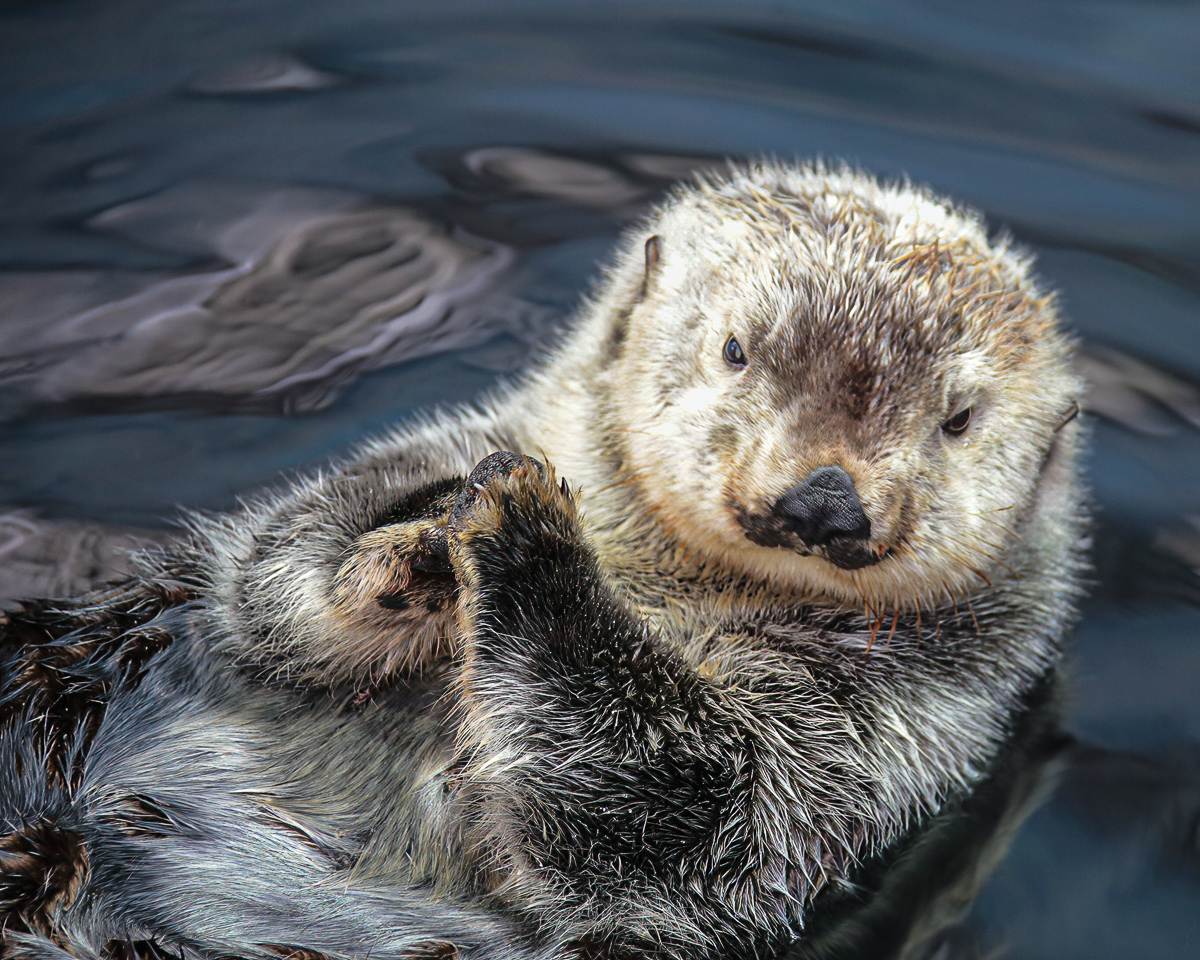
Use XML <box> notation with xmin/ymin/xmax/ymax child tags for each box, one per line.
<box><xmin>334</xmin><ymin>518</ymin><xmax>457</xmax><ymax>617</ymax></box>
<box><xmin>447</xmin><ymin>451</ymin><xmax>580</xmax><ymax>574</ymax></box>
<box><xmin>327</xmin><ymin>515</ymin><xmax>462</xmax><ymax>677</ymax></box>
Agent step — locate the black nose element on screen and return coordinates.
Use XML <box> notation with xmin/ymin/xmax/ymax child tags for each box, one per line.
<box><xmin>772</xmin><ymin>466</ymin><xmax>871</xmax><ymax>546</ymax></box>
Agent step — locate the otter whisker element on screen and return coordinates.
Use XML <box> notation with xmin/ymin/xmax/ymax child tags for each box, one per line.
<box><xmin>972</xmin><ymin>518</ymin><xmax>1021</xmax><ymax>540</ymax></box>
<box><xmin>867</xmin><ymin>609</ymin><xmax>885</xmax><ymax>653</ymax></box>
<box><xmin>964</xmin><ymin>596</ymin><xmax>983</xmax><ymax>636</ymax></box>
<box><xmin>885</xmin><ymin>610</ymin><xmax>899</xmax><ymax>651</ymax></box>
<box><xmin>968</xmin><ymin>567</ymin><xmax>992</xmax><ymax>588</ymax></box>
<box><xmin>976</xmin><ymin>503</ymin><xmax>1019</xmax><ymax>514</ymax></box>
<box><xmin>944</xmin><ymin>586</ymin><xmax>964</xmax><ymax>630</ymax></box>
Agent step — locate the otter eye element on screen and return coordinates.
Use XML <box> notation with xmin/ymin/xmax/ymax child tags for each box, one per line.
<box><xmin>723</xmin><ymin>336</ymin><xmax>747</xmax><ymax>367</ymax></box>
<box><xmin>942</xmin><ymin>407</ymin><xmax>973</xmax><ymax>437</ymax></box>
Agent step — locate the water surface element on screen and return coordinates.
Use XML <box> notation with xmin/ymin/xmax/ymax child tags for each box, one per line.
<box><xmin>2</xmin><ymin>2</ymin><xmax>1200</xmax><ymax>957</ymax></box>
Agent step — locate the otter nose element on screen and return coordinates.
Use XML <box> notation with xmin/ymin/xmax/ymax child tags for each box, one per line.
<box><xmin>772</xmin><ymin>466</ymin><xmax>871</xmax><ymax>546</ymax></box>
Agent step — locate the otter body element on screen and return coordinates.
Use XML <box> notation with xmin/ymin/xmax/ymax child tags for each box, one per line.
<box><xmin>0</xmin><ymin>163</ymin><xmax>1085</xmax><ymax>960</ymax></box>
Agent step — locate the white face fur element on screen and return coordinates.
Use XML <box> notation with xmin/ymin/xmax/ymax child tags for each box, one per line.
<box><xmin>597</xmin><ymin>164</ymin><xmax>1082</xmax><ymax>611</ymax></box>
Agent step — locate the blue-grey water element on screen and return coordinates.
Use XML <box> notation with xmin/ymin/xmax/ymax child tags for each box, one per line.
<box><xmin>2</xmin><ymin>1</ymin><xmax>1200</xmax><ymax>957</ymax></box>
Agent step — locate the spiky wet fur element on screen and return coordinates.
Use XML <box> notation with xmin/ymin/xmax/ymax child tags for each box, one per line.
<box><xmin>1</xmin><ymin>162</ymin><xmax>1086</xmax><ymax>960</ymax></box>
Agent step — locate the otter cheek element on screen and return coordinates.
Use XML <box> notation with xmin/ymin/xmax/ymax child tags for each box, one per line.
<box><xmin>631</xmin><ymin>391</ymin><xmax>736</xmax><ymax>541</ymax></box>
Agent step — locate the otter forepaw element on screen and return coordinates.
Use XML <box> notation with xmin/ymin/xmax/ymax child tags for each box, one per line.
<box><xmin>322</xmin><ymin>512</ymin><xmax>463</xmax><ymax>680</ymax></box>
<box><xmin>334</xmin><ymin>518</ymin><xmax>457</xmax><ymax>616</ymax></box>
<box><xmin>446</xmin><ymin>451</ymin><xmax>582</xmax><ymax>578</ymax></box>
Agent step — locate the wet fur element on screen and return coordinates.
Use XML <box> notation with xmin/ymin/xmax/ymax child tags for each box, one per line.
<box><xmin>1</xmin><ymin>162</ymin><xmax>1086</xmax><ymax>959</ymax></box>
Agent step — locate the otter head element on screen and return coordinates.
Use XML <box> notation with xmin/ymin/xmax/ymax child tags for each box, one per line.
<box><xmin>595</xmin><ymin>162</ymin><xmax>1083</xmax><ymax>610</ymax></box>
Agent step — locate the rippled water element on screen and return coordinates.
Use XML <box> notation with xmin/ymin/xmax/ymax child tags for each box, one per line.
<box><xmin>2</xmin><ymin>1</ymin><xmax>1200</xmax><ymax>957</ymax></box>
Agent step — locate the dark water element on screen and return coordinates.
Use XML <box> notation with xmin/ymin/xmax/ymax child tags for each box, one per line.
<box><xmin>2</xmin><ymin>1</ymin><xmax>1200</xmax><ymax>957</ymax></box>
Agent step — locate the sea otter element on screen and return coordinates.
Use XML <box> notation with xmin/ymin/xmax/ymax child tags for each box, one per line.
<box><xmin>0</xmin><ymin>162</ymin><xmax>1085</xmax><ymax>960</ymax></box>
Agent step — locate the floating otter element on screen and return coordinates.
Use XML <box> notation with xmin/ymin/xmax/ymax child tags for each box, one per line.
<box><xmin>0</xmin><ymin>162</ymin><xmax>1085</xmax><ymax>960</ymax></box>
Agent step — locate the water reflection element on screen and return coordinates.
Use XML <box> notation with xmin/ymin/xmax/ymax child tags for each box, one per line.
<box><xmin>0</xmin><ymin>185</ymin><xmax>532</xmax><ymax>414</ymax></box>
<box><xmin>2</xmin><ymin>1</ymin><xmax>1199</xmax><ymax>957</ymax></box>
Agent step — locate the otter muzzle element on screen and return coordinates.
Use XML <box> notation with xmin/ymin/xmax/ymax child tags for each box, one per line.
<box><xmin>772</xmin><ymin>466</ymin><xmax>871</xmax><ymax>547</ymax></box>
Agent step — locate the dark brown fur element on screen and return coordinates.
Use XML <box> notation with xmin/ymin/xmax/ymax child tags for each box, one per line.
<box><xmin>0</xmin><ymin>819</ymin><xmax>88</xmax><ymax>939</ymax></box>
<box><xmin>0</xmin><ymin>574</ymin><xmax>194</xmax><ymax>791</ymax></box>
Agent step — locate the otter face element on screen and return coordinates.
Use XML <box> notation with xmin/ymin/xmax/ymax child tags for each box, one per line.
<box><xmin>601</xmin><ymin>165</ymin><xmax>1083</xmax><ymax>610</ymax></box>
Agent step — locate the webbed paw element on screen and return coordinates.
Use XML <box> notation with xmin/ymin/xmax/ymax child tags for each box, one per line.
<box><xmin>327</xmin><ymin>452</ymin><xmax>580</xmax><ymax>678</ymax></box>
<box><xmin>446</xmin><ymin>451</ymin><xmax>582</xmax><ymax>583</ymax></box>
<box><xmin>335</xmin><ymin>517</ymin><xmax>457</xmax><ymax>616</ymax></box>
<box><xmin>328</xmin><ymin>487</ymin><xmax>463</xmax><ymax>677</ymax></box>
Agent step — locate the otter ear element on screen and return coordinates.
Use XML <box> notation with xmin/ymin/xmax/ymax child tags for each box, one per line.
<box><xmin>1055</xmin><ymin>401</ymin><xmax>1080</xmax><ymax>432</ymax></box>
<box><xmin>606</xmin><ymin>235</ymin><xmax>661</xmax><ymax>362</ymax></box>
<box><xmin>644</xmin><ymin>234</ymin><xmax>661</xmax><ymax>273</ymax></box>
<box><xmin>639</xmin><ymin>235</ymin><xmax>661</xmax><ymax>300</ymax></box>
